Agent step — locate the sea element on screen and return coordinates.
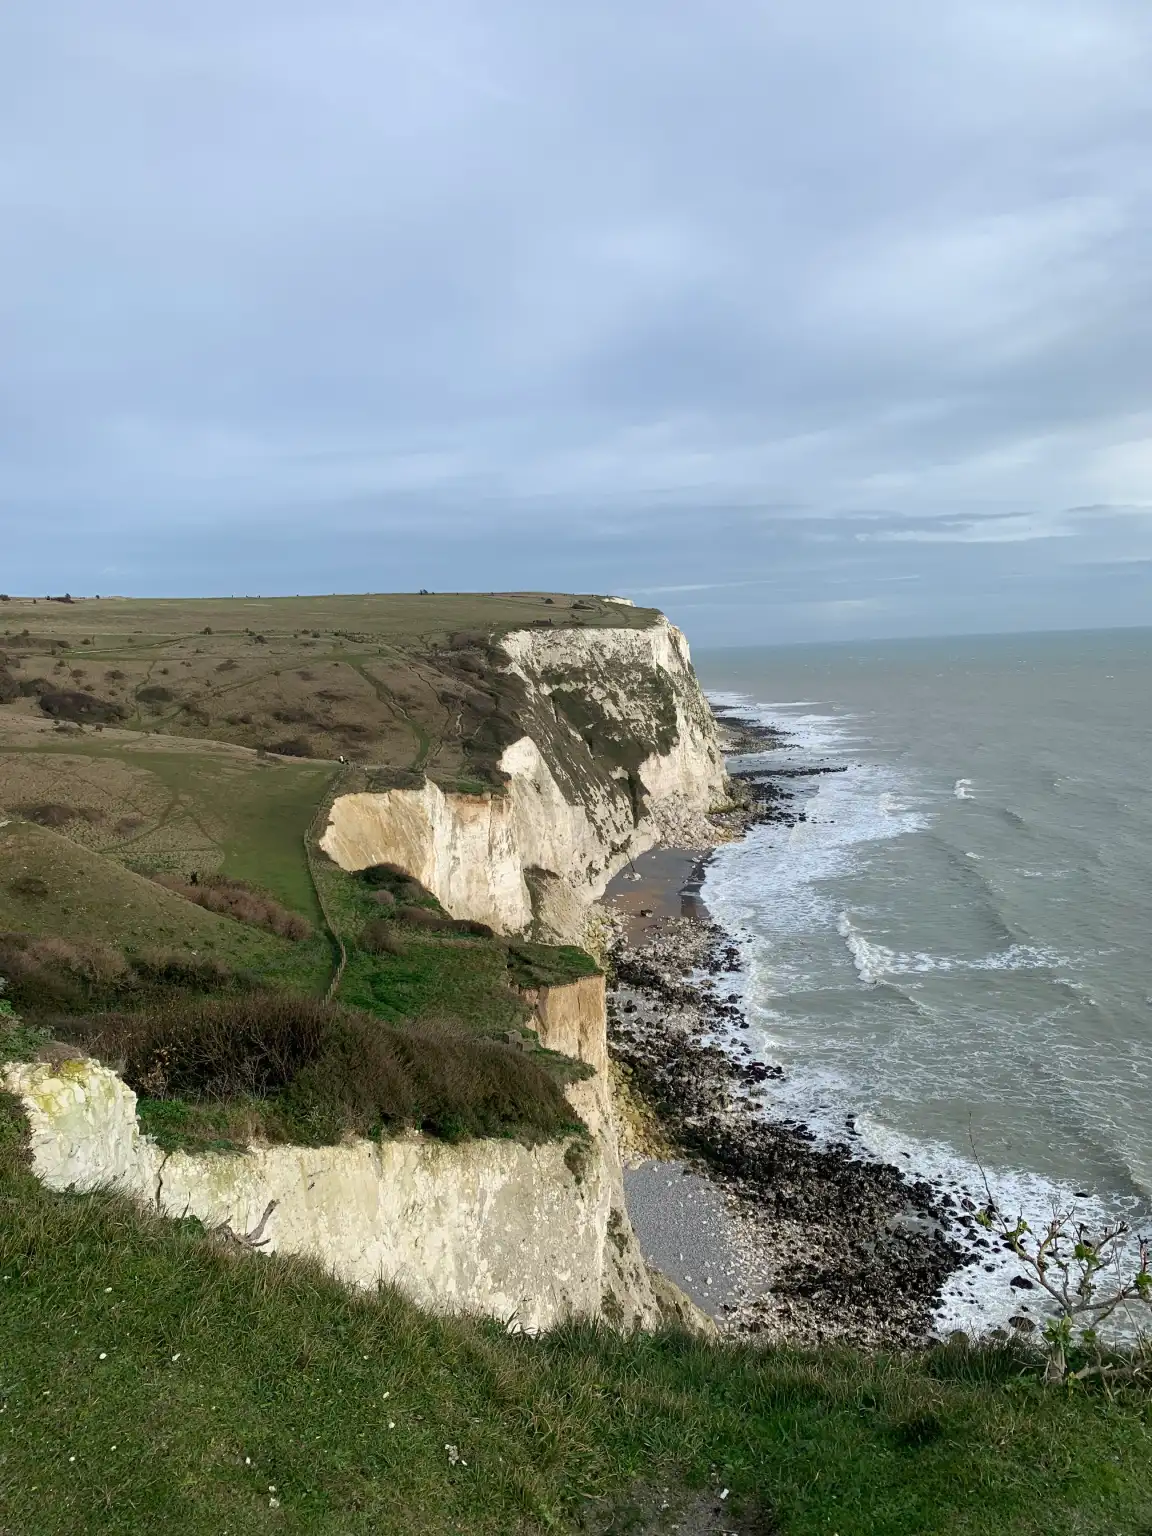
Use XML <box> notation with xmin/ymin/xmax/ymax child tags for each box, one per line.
<box><xmin>693</xmin><ymin>628</ymin><xmax>1152</xmax><ymax>1331</ymax></box>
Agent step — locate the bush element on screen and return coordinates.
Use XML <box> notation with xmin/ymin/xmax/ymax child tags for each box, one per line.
<box><xmin>66</xmin><ymin>993</ymin><xmax>579</xmax><ymax>1145</ymax></box>
<box><xmin>395</xmin><ymin>905</ymin><xmax>453</xmax><ymax>930</ymax></box>
<box><xmin>450</xmin><ymin>918</ymin><xmax>495</xmax><ymax>939</ymax></box>
<box><xmin>16</xmin><ymin>802</ymin><xmax>102</xmax><ymax>829</ymax></box>
<box><xmin>7</xmin><ymin>875</ymin><xmax>49</xmax><ymax>900</ymax></box>
<box><xmin>137</xmin><ymin>684</ymin><xmax>175</xmax><ymax>704</ymax></box>
<box><xmin>0</xmin><ymin>933</ymin><xmax>128</xmax><ymax>1012</ymax></box>
<box><xmin>0</xmin><ymin>669</ymin><xmax>17</xmax><ymax>704</ymax></box>
<box><xmin>152</xmin><ymin>874</ymin><xmax>313</xmax><ymax>942</ymax></box>
<box><xmin>358</xmin><ymin>863</ymin><xmax>437</xmax><ymax>905</ymax></box>
<box><xmin>36</xmin><ymin>690</ymin><xmax>124</xmax><ymax>725</ymax></box>
<box><xmin>265</xmin><ymin>737</ymin><xmax>313</xmax><ymax>758</ymax></box>
<box><xmin>369</xmin><ymin>889</ymin><xmax>396</xmax><ymax>907</ymax></box>
<box><xmin>360</xmin><ymin>920</ymin><xmax>407</xmax><ymax>956</ymax></box>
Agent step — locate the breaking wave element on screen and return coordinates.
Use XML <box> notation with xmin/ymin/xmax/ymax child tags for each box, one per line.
<box><xmin>836</xmin><ymin>912</ymin><xmax>1069</xmax><ymax>987</ymax></box>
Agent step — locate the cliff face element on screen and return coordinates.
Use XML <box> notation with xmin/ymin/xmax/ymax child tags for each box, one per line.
<box><xmin>4</xmin><ymin>977</ymin><xmax>707</xmax><ymax>1335</ymax></box>
<box><xmin>320</xmin><ymin>617</ymin><xmax>726</xmax><ymax>939</ymax></box>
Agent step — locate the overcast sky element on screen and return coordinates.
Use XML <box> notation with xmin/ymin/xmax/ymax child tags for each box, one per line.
<box><xmin>3</xmin><ymin>2</ymin><xmax>1151</xmax><ymax>643</ymax></box>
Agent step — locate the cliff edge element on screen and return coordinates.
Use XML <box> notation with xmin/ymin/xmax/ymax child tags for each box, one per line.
<box><xmin>319</xmin><ymin>616</ymin><xmax>726</xmax><ymax>940</ymax></box>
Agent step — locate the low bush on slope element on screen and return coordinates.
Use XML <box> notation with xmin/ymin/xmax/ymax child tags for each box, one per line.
<box><xmin>59</xmin><ymin>991</ymin><xmax>584</xmax><ymax>1150</ymax></box>
<box><xmin>152</xmin><ymin>872</ymin><xmax>314</xmax><ymax>941</ymax></box>
<box><xmin>1</xmin><ymin>1090</ymin><xmax>1151</xmax><ymax>1536</ymax></box>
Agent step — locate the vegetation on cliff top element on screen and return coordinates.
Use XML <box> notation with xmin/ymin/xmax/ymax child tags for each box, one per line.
<box><xmin>0</xmin><ymin>590</ymin><xmax>660</xmax><ymax>780</ymax></box>
<box><xmin>1</xmin><ymin>1087</ymin><xmax>1150</xmax><ymax>1535</ymax></box>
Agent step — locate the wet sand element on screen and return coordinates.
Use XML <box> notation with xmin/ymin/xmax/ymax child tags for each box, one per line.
<box><xmin>603</xmin><ymin>848</ymin><xmax>710</xmax><ymax>944</ymax></box>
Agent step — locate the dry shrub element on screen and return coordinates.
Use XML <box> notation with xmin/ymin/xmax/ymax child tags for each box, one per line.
<box><xmin>360</xmin><ymin>920</ymin><xmax>407</xmax><ymax>956</ymax></box>
<box><xmin>358</xmin><ymin>864</ymin><xmax>440</xmax><ymax>909</ymax></box>
<box><xmin>395</xmin><ymin>905</ymin><xmax>452</xmax><ymax>930</ymax></box>
<box><xmin>0</xmin><ymin>932</ymin><xmax>128</xmax><ymax>1011</ymax></box>
<box><xmin>265</xmin><ymin>737</ymin><xmax>313</xmax><ymax>758</ymax></box>
<box><xmin>7</xmin><ymin>875</ymin><xmax>49</xmax><ymax>900</ymax></box>
<box><xmin>16</xmin><ymin>802</ymin><xmax>102</xmax><ymax>829</ymax></box>
<box><xmin>153</xmin><ymin>874</ymin><xmax>313</xmax><ymax>942</ymax></box>
<box><xmin>0</xmin><ymin>932</ymin><xmax>126</xmax><ymax>984</ymax></box>
<box><xmin>67</xmin><ymin>993</ymin><xmax>579</xmax><ymax>1144</ymax></box>
<box><xmin>450</xmin><ymin>918</ymin><xmax>496</xmax><ymax>938</ymax></box>
<box><xmin>0</xmin><ymin>668</ymin><xmax>18</xmax><ymax>704</ymax></box>
<box><xmin>137</xmin><ymin>685</ymin><xmax>174</xmax><ymax>704</ymax></box>
<box><xmin>115</xmin><ymin>814</ymin><xmax>145</xmax><ymax>833</ymax></box>
<box><xmin>36</xmin><ymin>690</ymin><xmax>124</xmax><ymax>724</ymax></box>
<box><xmin>369</xmin><ymin>889</ymin><xmax>396</xmax><ymax>907</ymax></box>
<box><xmin>133</xmin><ymin>951</ymin><xmax>241</xmax><ymax>990</ymax></box>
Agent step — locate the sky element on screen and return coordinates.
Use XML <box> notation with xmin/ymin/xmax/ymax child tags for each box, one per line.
<box><xmin>3</xmin><ymin>1</ymin><xmax>1152</xmax><ymax>645</ymax></box>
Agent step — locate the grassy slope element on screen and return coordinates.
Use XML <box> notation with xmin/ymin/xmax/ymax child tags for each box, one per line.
<box><xmin>0</xmin><ymin>819</ymin><xmax>312</xmax><ymax>976</ymax></box>
<box><xmin>1</xmin><ymin>1099</ymin><xmax>1150</xmax><ymax>1536</ymax></box>
<box><xmin>0</xmin><ymin>738</ymin><xmax>333</xmax><ymax>919</ymax></box>
<box><xmin>4</xmin><ymin>595</ymin><xmax>1147</xmax><ymax>1530</ymax></box>
<box><xmin>0</xmin><ymin>591</ymin><xmax>658</xmax><ymax>777</ymax></box>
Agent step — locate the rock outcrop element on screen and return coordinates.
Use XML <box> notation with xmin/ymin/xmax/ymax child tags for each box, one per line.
<box><xmin>320</xmin><ymin>616</ymin><xmax>726</xmax><ymax>940</ymax></box>
<box><xmin>5</xmin><ymin>976</ymin><xmax>709</xmax><ymax>1336</ymax></box>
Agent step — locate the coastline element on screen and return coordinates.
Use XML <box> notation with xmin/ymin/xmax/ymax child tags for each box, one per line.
<box><xmin>607</xmin><ymin>704</ymin><xmax>978</xmax><ymax>1348</ymax></box>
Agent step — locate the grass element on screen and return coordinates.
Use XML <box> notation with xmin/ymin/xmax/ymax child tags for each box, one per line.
<box><xmin>2</xmin><ymin>1093</ymin><xmax>1151</xmax><ymax>1535</ymax></box>
<box><xmin>0</xmin><ymin>821</ymin><xmax>332</xmax><ymax>1007</ymax></box>
<box><xmin>56</xmin><ymin>992</ymin><xmax>584</xmax><ymax>1151</ymax></box>
<box><xmin>0</xmin><ymin>739</ymin><xmax>333</xmax><ymax>920</ymax></box>
<box><xmin>0</xmin><ymin>591</ymin><xmax>658</xmax><ymax>779</ymax></box>
<box><xmin>316</xmin><ymin>858</ymin><xmax>600</xmax><ymax>1049</ymax></box>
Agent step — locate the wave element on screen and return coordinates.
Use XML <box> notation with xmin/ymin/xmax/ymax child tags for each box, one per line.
<box><xmin>953</xmin><ymin>778</ymin><xmax>974</xmax><ymax>799</ymax></box>
<box><xmin>836</xmin><ymin>912</ymin><xmax>1069</xmax><ymax>985</ymax></box>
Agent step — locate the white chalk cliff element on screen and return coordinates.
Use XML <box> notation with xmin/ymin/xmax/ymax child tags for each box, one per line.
<box><xmin>320</xmin><ymin>617</ymin><xmax>726</xmax><ymax>939</ymax></box>
<box><xmin>3</xmin><ymin>977</ymin><xmax>706</xmax><ymax>1334</ymax></box>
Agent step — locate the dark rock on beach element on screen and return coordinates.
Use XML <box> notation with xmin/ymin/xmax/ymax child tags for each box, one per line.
<box><xmin>608</xmin><ymin>914</ymin><xmax>969</xmax><ymax>1350</ymax></box>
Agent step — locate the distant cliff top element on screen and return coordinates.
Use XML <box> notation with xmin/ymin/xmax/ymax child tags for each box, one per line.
<box><xmin>0</xmin><ymin>590</ymin><xmax>668</xmax><ymax>783</ymax></box>
<box><xmin>0</xmin><ymin>590</ymin><xmax>660</xmax><ymax>640</ymax></box>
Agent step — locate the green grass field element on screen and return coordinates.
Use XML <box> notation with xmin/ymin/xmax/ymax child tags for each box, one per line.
<box><xmin>0</xmin><ymin>591</ymin><xmax>658</xmax><ymax>775</ymax></box>
<box><xmin>1</xmin><ymin>1095</ymin><xmax>1150</xmax><ymax>1536</ymax></box>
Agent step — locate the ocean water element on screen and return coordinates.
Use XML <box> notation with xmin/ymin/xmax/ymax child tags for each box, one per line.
<box><xmin>693</xmin><ymin>629</ymin><xmax>1152</xmax><ymax>1329</ymax></box>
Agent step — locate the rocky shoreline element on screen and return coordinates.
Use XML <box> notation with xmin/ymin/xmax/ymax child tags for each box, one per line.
<box><xmin>607</xmin><ymin>703</ymin><xmax>983</xmax><ymax>1349</ymax></box>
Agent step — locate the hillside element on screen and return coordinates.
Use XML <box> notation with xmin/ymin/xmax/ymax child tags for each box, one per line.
<box><xmin>2</xmin><ymin>1098</ymin><xmax>1149</xmax><ymax>1535</ymax></box>
<box><xmin>0</xmin><ymin>592</ymin><xmax>657</xmax><ymax>778</ymax></box>
<box><xmin>3</xmin><ymin>592</ymin><xmax>1146</xmax><ymax>1533</ymax></box>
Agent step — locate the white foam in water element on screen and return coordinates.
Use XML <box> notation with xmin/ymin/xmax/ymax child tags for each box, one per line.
<box><xmin>836</xmin><ymin>912</ymin><xmax>1069</xmax><ymax>985</ymax></box>
<box><xmin>704</xmin><ymin>689</ymin><xmax>1143</xmax><ymax>1336</ymax></box>
<box><xmin>856</xmin><ymin>1115</ymin><xmax>1141</xmax><ymax>1337</ymax></box>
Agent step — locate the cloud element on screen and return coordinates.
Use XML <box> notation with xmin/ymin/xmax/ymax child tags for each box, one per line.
<box><xmin>2</xmin><ymin>0</ymin><xmax>1152</xmax><ymax>640</ymax></box>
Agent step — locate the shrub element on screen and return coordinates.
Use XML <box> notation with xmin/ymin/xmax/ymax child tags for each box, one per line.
<box><xmin>0</xmin><ymin>933</ymin><xmax>128</xmax><ymax>1012</ymax></box>
<box><xmin>360</xmin><ymin>920</ymin><xmax>407</xmax><ymax>956</ymax></box>
<box><xmin>265</xmin><ymin>737</ymin><xmax>313</xmax><ymax>758</ymax></box>
<box><xmin>16</xmin><ymin>802</ymin><xmax>102</xmax><ymax>829</ymax></box>
<box><xmin>369</xmin><ymin>889</ymin><xmax>396</xmax><ymax>907</ymax></box>
<box><xmin>36</xmin><ymin>690</ymin><xmax>124</xmax><ymax>724</ymax></box>
<box><xmin>359</xmin><ymin>864</ymin><xmax>439</xmax><ymax>907</ymax></box>
<box><xmin>450</xmin><ymin>918</ymin><xmax>496</xmax><ymax>939</ymax></box>
<box><xmin>7</xmin><ymin>875</ymin><xmax>49</xmax><ymax>900</ymax></box>
<box><xmin>0</xmin><ymin>669</ymin><xmax>17</xmax><ymax>704</ymax></box>
<box><xmin>152</xmin><ymin>874</ymin><xmax>313</xmax><ymax>942</ymax></box>
<box><xmin>137</xmin><ymin>684</ymin><xmax>174</xmax><ymax>704</ymax></box>
<box><xmin>66</xmin><ymin>994</ymin><xmax>579</xmax><ymax>1145</ymax></box>
<box><xmin>395</xmin><ymin>905</ymin><xmax>453</xmax><ymax>930</ymax></box>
